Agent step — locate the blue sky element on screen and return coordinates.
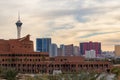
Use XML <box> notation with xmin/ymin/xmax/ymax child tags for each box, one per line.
<box><xmin>0</xmin><ymin>0</ymin><xmax>120</xmax><ymax>51</ymax></box>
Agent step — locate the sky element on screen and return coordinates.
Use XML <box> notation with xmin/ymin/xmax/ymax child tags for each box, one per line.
<box><xmin>0</xmin><ymin>0</ymin><xmax>120</xmax><ymax>51</ymax></box>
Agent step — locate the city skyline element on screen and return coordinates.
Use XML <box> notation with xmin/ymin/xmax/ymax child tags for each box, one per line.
<box><xmin>0</xmin><ymin>0</ymin><xmax>120</xmax><ymax>51</ymax></box>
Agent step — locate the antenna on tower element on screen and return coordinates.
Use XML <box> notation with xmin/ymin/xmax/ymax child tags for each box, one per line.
<box><xmin>18</xmin><ymin>11</ymin><xmax>20</xmax><ymax>20</ymax></box>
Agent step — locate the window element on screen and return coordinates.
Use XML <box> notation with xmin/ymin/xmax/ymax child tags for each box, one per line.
<box><xmin>2</xmin><ymin>59</ymin><xmax>4</xmax><ymax>61</ymax></box>
<box><xmin>12</xmin><ymin>46</ymin><xmax>14</xmax><ymax>48</ymax></box>
<box><xmin>18</xmin><ymin>64</ymin><xmax>21</xmax><ymax>67</ymax></box>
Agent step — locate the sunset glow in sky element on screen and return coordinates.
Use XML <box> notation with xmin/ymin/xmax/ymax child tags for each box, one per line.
<box><xmin>0</xmin><ymin>0</ymin><xmax>120</xmax><ymax>51</ymax></box>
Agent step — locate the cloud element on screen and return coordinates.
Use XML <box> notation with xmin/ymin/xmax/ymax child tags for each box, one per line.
<box><xmin>38</xmin><ymin>5</ymin><xmax>120</xmax><ymax>24</ymax></box>
<box><xmin>50</xmin><ymin>24</ymin><xmax>74</xmax><ymax>31</ymax></box>
<box><xmin>104</xmin><ymin>39</ymin><xmax>120</xmax><ymax>43</ymax></box>
<box><xmin>79</xmin><ymin>31</ymin><xmax>120</xmax><ymax>38</ymax></box>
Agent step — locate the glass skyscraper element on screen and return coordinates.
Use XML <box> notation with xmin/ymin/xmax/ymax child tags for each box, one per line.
<box><xmin>36</xmin><ymin>38</ymin><xmax>51</xmax><ymax>52</ymax></box>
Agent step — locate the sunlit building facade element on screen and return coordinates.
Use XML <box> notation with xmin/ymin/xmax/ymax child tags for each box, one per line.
<box><xmin>115</xmin><ymin>45</ymin><xmax>120</xmax><ymax>57</ymax></box>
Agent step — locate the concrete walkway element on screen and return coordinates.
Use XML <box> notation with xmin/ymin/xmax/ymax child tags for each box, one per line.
<box><xmin>97</xmin><ymin>73</ymin><xmax>116</xmax><ymax>80</ymax></box>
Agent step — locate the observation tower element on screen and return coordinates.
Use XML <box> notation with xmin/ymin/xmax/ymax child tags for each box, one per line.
<box><xmin>15</xmin><ymin>13</ymin><xmax>23</xmax><ymax>39</ymax></box>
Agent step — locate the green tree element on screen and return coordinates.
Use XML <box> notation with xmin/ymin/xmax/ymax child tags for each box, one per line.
<box><xmin>111</xmin><ymin>67</ymin><xmax>120</xmax><ymax>79</ymax></box>
<box><xmin>2</xmin><ymin>68</ymin><xmax>18</xmax><ymax>80</ymax></box>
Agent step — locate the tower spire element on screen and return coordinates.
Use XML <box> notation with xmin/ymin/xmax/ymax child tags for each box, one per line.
<box><xmin>16</xmin><ymin>12</ymin><xmax>23</xmax><ymax>39</ymax></box>
<box><xmin>18</xmin><ymin>11</ymin><xmax>20</xmax><ymax>20</ymax></box>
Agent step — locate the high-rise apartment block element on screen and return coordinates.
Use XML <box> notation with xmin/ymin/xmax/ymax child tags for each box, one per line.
<box><xmin>59</xmin><ymin>44</ymin><xmax>74</xmax><ymax>56</ymax></box>
<box><xmin>60</xmin><ymin>45</ymin><xmax>65</xmax><ymax>56</ymax></box>
<box><xmin>36</xmin><ymin>38</ymin><xmax>51</xmax><ymax>53</ymax></box>
<box><xmin>115</xmin><ymin>45</ymin><xmax>120</xmax><ymax>57</ymax></box>
<box><xmin>80</xmin><ymin>41</ymin><xmax>101</xmax><ymax>56</ymax></box>
<box><xmin>64</xmin><ymin>44</ymin><xmax>74</xmax><ymax>56</ymax></box>
<box><xmin>50</xmin><ymin>43</ymin><xmax>57</xmax><ymax>57</ymax></box>
<box><xmin>73</xmin><ymin>46</ymin><xmax>80</xmax><ymax>56</ymax></box>
<box><xmin>57</xmin><ymin>48</ymin><xmax>62</xmax><ymax>56</ymax></box>
<box><xmin>85</xmin><ymin>50</ymin><xmax>96</xmax><ymax>58</ymax></box>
